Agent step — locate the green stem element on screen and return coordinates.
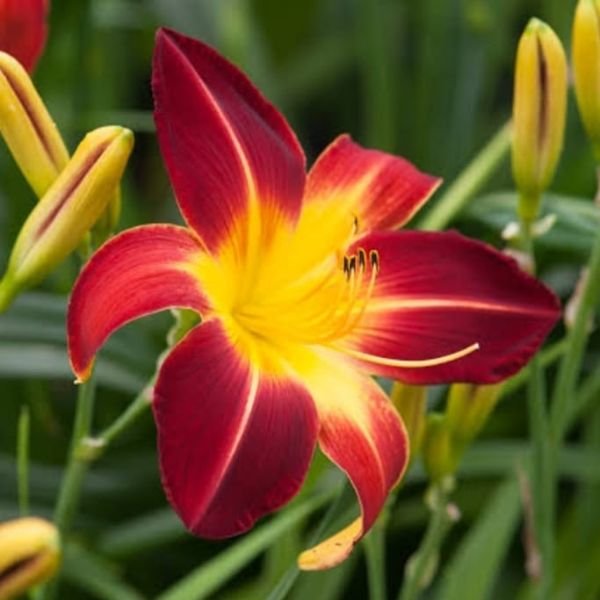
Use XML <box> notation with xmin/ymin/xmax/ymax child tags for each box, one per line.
<box><xmin>419</xmin><ymin>121</ymin><xmax>512</xmax><ymax>231</ymax></box>
<box><xmin>398</xmin><ymin>481</ymin><xmax>456</xmax><ymax>600</ymax></box>
<box><xmin>92</xmin><ymin>379</ymin><xmax>154</xmax><ymax>451</ymax></box>
<box><xmin>550</xmin><ymin>227</ymin><xmax>600</xmax><ymax>441</ymax></box>
<box><xmin>526</xmin><ymin>354</ymin><xmax>554</xmax><ymax>599</ymax></box>
<box><xmin>17</xmin><ymin>405</ymin><xmax>30</xmax><ymax>516</ymax></box>
<box><xmin>43</xmin><ymin>374</ymin><xmax>97</xmax><ymax>600</ymax></box>
<box><xmin>364</xmin><ymin>522</ymin><xmax>387</xmax><ymax>600</ymax></box>
<box><xmin>53</xmin><ymin>373</ymin><xmax>97</xmax><ymax>533</ymax></box>
<box><xmin>520</xmin><ymin>213</ymin><xmax>553</xmax><ymax>598</ymax></box>
<box><xmin>572</xmin><ymin>362</ymin><xmax>600</xmax><ymax>422</ymax></box>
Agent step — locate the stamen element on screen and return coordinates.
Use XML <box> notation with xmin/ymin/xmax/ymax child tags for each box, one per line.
<box><xmin>369</xmin><ymin>250</ymin><xmax>380</xmax><ymax>273</ymax></box>
<box><xmin>357</xmin><ymin>248</ymin><xmax>367</xmax><ymax>271</ymax></box>
<box><xmin>337</xmin><ymin>342</ymin><xmax>480</xmax><ymax>368</ymax></box>
<box><xmin>312</xmin><ymin>247</ymin><xmax>378</xmax><ymax>342</ymax></box>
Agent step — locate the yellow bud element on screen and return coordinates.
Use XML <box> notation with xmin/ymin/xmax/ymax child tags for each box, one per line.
<box><xmin>422</xmin><ymin>413</ymin><xmax>456</xmax><ymax>482</ymax></box>
<box><xmin>446</xmin><ymin>383</ymin><xmax>502</xmax><ymax>451</ymax></box>
<box><xmin>0</xmin><ymin>52</ymin><xmax>69</xmax><ymax>197</ymax></box>
<box><xmin>512</xmin><ymin>18</ymin><xmax>567</xmax><ymax>222</ymax></box>
<box><xmin>573</xmin><ymin>0</ymin><xmax>600</xmax><ymax>160</ymax></box>
<box><xmin>0</xmin><ymin>126</ymin><xmax>134</xmax><ymax>310</ymax></box>
<box><xmin>390</xmin><ymin>382</ymin><xmax>427</xmax><ymax>456</ymax></box>
<box><xmin>0</xmin><ymin>517</ymin><xmax>60</xmax><ymax>600</ymax></box>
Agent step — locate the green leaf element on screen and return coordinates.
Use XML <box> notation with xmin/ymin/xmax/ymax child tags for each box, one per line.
<box><xmin>465</xmin><ymin>192</ymin><xmax>600</xmax><ymax>255</ymax></box>
<box><xmin>99</xmin><ymin>508</ymin><xmax>185</xmax><ymax>558</ymax></box>
<box><xmin>437</xmin><ymin>477</ymin><xmax>521</xmax><ymax>600</ymax></box>
<box><xmin>156</xmin><ymin>492</ymin><xmax>333</xmax><ymax>600</ymax></box>
<box><xmin>0</xmin><ymin>341</ymin><xmax>146</xmax><ymax>393</ymax></box>
<box><xmin>62</xmin><ymin>543</ymin><xmax>145</xmax><ymax>600</ymax></box>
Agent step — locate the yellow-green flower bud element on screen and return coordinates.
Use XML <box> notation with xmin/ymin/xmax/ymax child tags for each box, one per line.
<box><xmin>422</xmin><ymin>413</ymin><xmax>456</xmax><ymax>482</ymax></box>
<box><xmin>0</xmin><ymin>517</ymin><xmax>60</xmax><ymax>600</ymax></box>
<box><xmin>0</xmin><ymin>52</ymin><xmax>69</xmax><ymax>197</ymax></box>
<box><xmin>0</xmin><ymin>126</ymin><xmax>134</xmax><ymax>311</ymax></box>
<box><xmin>512</xmin><ymin>18</ymin><xmax>567</xmax><ymax>222</ymax></box>
<box><xmin>391</xmin><ymin>382</ymin><xmax>427</xmax><ymax>457</ymax></box>
<box><xmin>573</xmin><ymin>0</ymin><xmax>600</xmax><ymax>160</ymax></box>
<box><xmin>446</xmin><ymin>383</ymin><xmax>502</xmax><ymax>452</ymax></box>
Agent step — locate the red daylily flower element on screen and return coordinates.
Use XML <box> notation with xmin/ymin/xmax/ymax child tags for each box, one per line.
<box><xmin>67</xmin><ymin>29</ymin><xmax>559</xmax><ymax>569</ymax></box>
<box><xmin>0</xmin><ymin>0</ymin><xmax>48</xmax><ymax>73</ymax></box>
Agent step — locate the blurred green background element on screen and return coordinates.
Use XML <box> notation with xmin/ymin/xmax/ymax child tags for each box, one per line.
<box><xmin>2</xmin><ymin>0</ymin><xmax>600</xmax><ymax>599</ymax></box>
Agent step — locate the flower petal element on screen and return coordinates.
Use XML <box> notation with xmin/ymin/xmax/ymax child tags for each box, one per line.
<box><xmin>296</xmin><ymin>349</ymin><xmax>408</xmax><ymax>570</ymax></box>
<box><xmin>153</xmin><ymin>319</ymin><xmax>319</xmax><ymax>537</ymax></box>
<box><xmin>0</xmin><ymin>0</ymin><xmax>47</xmax><ymax>73</ymax></box>
<box><xmin>67</xmin><ymin>224</ymin><xmax>207</xmax><ymax>382</ymax></box>
<box><xmin>338</xmin><ymin>230</ymin><xmax>560</xmax><ymax>384</ymax></box>
<box><xmin>152</xmin><ymin>28</ymin><xmax>306</xmax><ymax>253</ymax></box>
<box><xmin>305</xmin><ymin>134</ymin><xmax>441</xmax><ymax>232</ymax></box>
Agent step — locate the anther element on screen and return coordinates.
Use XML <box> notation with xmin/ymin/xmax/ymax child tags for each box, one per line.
<box><xmin>352</xmin><ymin>215</ymin><xmax>359</xmax><ymax>234</ymax></box>
<box><xmin>369</xmin><ymin>250</ymin><xmax>380</xmax><ymax>273</ymax></box>
<box><xmin>342</xmin><ymin>255</ymin><xmax>349</xmax><ymax>276</ymax></box>
<box><xmin>348</xmin><ymin>255</ymin><xmax>357</xmax><ymax>276</ymax></box>
<box><xmin>357</xmin><ymin>248</ymin><xmax>367</xmax><ymax>271</ymax></box>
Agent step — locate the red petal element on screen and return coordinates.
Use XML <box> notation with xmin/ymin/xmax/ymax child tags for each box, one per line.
<box><xmin>68</xmin><ymin>225</ymin><xmax>207</xmax><ymax>381</ymax></box>
<box><xmin>0</xmin><ymin>0</ymin><xmax>48</xmax><ymax>72</ymax></box>
<box><xmin>297</xmin><ymin>350</ymin><xmax>408</xmax><ymax>570</ymax></box>
<box><xmin>305</xmin><ymin>135</ymin><xmax>440</xmax><ymax>232</ymax></box>
<box><xmin>339</xmin><ymin>230</ymin><xmax>560</xmax><ymax>384</ymax></box>
<box><xmin>153</xmin><ymin>319</ymin><xmax>319</xmax><ymax>537</ymax></box>
<box><xmin>152</xmin><ymin>28</ymin><xmax>305</xmax><ymax>253</ymax></box>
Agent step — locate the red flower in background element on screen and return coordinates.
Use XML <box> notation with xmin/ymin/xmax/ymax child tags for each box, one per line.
<box><xmin>67</xmin><ymin>29</ymin><xmax>560</xmax><ymax>569</ymax></box>
<box><xmin>0</xmin><ymin>0</ymin><xmax>48</xmax><ymax>72</ymax></box>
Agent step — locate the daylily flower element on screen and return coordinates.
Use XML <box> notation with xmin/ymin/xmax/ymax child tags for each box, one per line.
<box><xmin>67</xmin><ymin>29</ymin><xmax>559</xmax><ymax>570</ymax></box>
<box><xmin>0</xmin><ymin>0</ymin><xmax>48</xmax><ymax>73</ymax></box>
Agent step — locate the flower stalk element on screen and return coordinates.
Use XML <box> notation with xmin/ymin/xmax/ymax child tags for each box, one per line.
<box><xmin>398</xmin><ymin>479</ymin><xmax>459</xmax><ymax>600</ymax></box>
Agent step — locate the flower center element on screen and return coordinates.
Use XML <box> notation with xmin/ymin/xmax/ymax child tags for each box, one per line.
<box><xmin>233</xmin><ymin>245</ymin><xmax>380</xmax><ymax>347</ymax></box>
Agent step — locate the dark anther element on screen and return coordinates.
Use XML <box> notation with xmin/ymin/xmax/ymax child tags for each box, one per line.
<box><xmin>357</xmin><ymin>248</ymin><xmax>367</xmax><ymax>271</ymax></box>
<box><xmin>369</xmin><ymin>250</ymin><xmax>380</xmax><ymax>273</ymax></box>
<box><xmin>348</xmin><ymin>255</ymin><xmax>357</xmax><ymax>274</ymax></box>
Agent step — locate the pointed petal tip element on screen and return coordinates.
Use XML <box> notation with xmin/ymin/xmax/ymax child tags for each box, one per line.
<box><xmin>297</xmin><ymin>518</ymin><xmax>362</xmax><ymax>571</ymax></box>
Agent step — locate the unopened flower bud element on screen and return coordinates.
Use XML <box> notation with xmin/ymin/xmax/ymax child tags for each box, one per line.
<box><xmin>446</xmin><ymin>383</ymin><xmax>502</xmax><ymax>452</ymax></box>
<box><xmin>422</xmin><ymin>413</ymin><xmax>456</xmax><ymax>481</ymax></box>
<box><xmin>0</xmin><ymin>51</ymin><xmax>68</xmax><ymax>197</ymax></box>
<box><xmin>390</xmin><ymin>382</ymin><xmax>427</xmax><ymax>456</ymax></box>
<box><xmin>0</xmin><ymin>517</ymin><xmax>60</xmax><ymax>600</ymax></box>
<box><xmin>573</xmin><ymin>0</ymin><xmax>600</xmax><ymax>160</ymax></box>
<box><xmin>0</xmin><ymin>126</ymin><xmax>134</xmax><ymax>311</ymax></box>
<box><xmin>512</xmin><ymin>18</ymin><xmax>567</xmax><ymax>222</ymax></box>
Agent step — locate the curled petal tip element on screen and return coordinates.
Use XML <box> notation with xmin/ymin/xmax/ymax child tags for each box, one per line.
<box><xmin>298</xmin><ymin>518</ymin><xmax>362</xmax><ymax>571</ymax></box>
